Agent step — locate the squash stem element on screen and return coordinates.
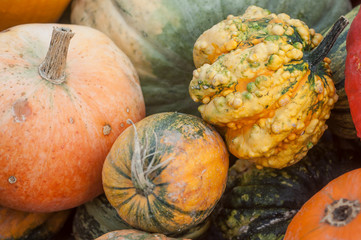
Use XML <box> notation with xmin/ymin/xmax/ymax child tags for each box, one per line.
<box><xmin>128</xmin><ymin>119</ymin><xmax>155</xmax><ymax>196</ymax></box>
<box><xmin>39</xmin><ymin>27</ymin><xmax>74</xmax><ymax>84</ymax></box>
<box><xmin>307</xmin><ymin>16</ymin><xmax>349</xmax><ymax>70</ymax></box>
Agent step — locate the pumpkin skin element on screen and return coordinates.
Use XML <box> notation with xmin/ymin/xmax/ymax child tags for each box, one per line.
<box><xmin>215</xmin><ymin>132</ymin><xmax>361</xmax><ymax>240</ymax></box>
<box><xmin>284</xmin><ymin>168</ymin><xmax>361</xmax><ymax>240</ymax></box>
<box><xmin>189</xmin><ymin>6</ymin><xmax>342</xmax><ymax>169</ymax></box>
<box><xmin>345</xmin><ymin>7</ymin><xmax>361</xmax><ymax>139</ymax></box>
<box><xmin>70</xmin><ymin>0</ymin><xmax>351</xmax><ymax>115</ymax></box>
<box><xmin>72</xmin><ymin>194</ymin><xmax>131</xmax><ymax>240</ymax></box>
<box><xmin>324</xmin><ymin>6</ymin><xmax>360</xmax><ymax>139</ymax></box>
<box><xmin>0</xmin><ymin>0</ymin><xmax>71</xmax><ymax>31</ymax></box>
<box><xmin>0</xmin><ymin>206</ymin><xmax>71</xmax><ymax>240</ymax></box>
<box><xmin>95</xmin><ymin>229</ymin><xmax>185</xmax><ymax>240</ymax></box>
<box><xmin>0</xmin><ymin>24</ymin><xmax>145</xmax><ymax>212</ymax></box>
<box><xmin>72</xmin><ymin>194</ymin><xmax>211</xmax><ymax>240</ymax></box>
<box><xmin>102</xmin><ymin>112</ymin><xmax>229</xmax><ymax>235</ymax></box>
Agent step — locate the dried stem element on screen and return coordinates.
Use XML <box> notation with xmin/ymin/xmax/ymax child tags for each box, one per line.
<box><xmin>127</xmin><ymin>119</ymin><xmax>172</xmax><ymax>196</ymax></box>
<box><xmin>39</xmin><ymin>27</ymin><xmax>74</xmax><ymax>84</ymax></box>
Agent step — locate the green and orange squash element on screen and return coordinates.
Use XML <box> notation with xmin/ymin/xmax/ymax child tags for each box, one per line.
<box><xmin>70</xmin><ymin>0</ymin><xmax>352</xmax><ymax>115</ymax></box>
<box><xmin>72</xmin><ymin>194</ymin><xmax>211</xmax><ymax>240</ymax></box>
<box><xmin>102</xmin><ymin>112</ymin><xmax>229</xmax><ymax>235</ymax></box>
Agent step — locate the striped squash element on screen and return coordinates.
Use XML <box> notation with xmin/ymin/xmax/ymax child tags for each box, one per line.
<box><xmin>70</xmin><ymin>0</ymin><xmax>352</xmax><ymax>115</ymax></box>
<box><xmin>102</xmin><ymin>112</ymin><xmax>229</xmax><ymax>235</ymax></box>
<box><xmin>72</xmin><ymin>194</ymin><xmax>211</xmax><ymax>240</ymax></box>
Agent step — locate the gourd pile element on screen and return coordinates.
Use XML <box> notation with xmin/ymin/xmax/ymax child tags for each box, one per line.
<box><xmin>0</xmin><ymin>1</ymin><xmax>361</xmax><ymax>240</ymax></box>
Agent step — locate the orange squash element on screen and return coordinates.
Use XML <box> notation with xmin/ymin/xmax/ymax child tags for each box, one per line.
<box><xmin>102</xmin><ymin>112</ymin><xmax>229</xmax><ymax>235</ymax></box>
<box><xmin>284</xmin><ymin>168</ymin><xmax>361</xmax><ymax>240</ymax></box>
<box><xmin>95</xmin><ymin>229</ymin><xmax>187</xmax><ymax>240</ymax></box>
<box><xmin>0</xmin><ymin>0</ymin><xmax>71</xmax><ymax>31</ymax></box>
<box><xmin>0</xmin><ymin>25</ymin><xmax>145</xmax><ymax>212</ymax></box>
<box><xmin>0</xmin><ymin>206</ymin><xmax>71</xmax><ymax>240</ymax></box>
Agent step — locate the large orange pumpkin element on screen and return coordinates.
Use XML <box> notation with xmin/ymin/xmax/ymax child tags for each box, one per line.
<box><xmin>0</xmin><ymin>0</ymin><xmax>71</xmax><ymax>31</ymax></box>
<box><xmin>284</xmin><ymin>168</ymin><xmax>361</xmax><ymax>239</ymax></box>
<box><xmin>0</xmin><ymin>25</ymin><xmax>145</xmax><ymax>212</ymax></box>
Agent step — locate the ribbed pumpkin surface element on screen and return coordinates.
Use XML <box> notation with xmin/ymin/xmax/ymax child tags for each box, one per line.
<box><xmin>102</xmin><ymin>112</ymin><xmax>229</xmax><ymax>234</ymax></box>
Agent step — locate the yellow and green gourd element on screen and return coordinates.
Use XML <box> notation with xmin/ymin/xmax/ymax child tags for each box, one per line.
<box><xmin>70</xmin><ymin>0</ymin><xmax>351</xmax><ymax>115</ymax></box>
<box><xmin>189</xmin><ymin>6</ymin><xmax>347</xmax><ymax>168</ymax></box>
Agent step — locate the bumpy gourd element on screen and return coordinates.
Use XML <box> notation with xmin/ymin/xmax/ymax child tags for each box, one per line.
<box><xmin>189</xmin><ymin>6</ymin><xmax>345</xmax><ymax>168</ymax></box>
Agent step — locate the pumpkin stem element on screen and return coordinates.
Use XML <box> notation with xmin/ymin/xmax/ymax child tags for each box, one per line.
<box><xmin>39</xmin><ymin>27</ymin><xmax>74</xmax><ymax>84</ymax></box>
<box><xmin>127</xmin><ymin>119</ymin><xmax>172</xmax><ymax>196</ymax></box>
<box><xmin>307</xmin><ymin>16</ymin><xmax>349</xmax><ymax>70</ymax></box>
<box><xmin>321</xmin><ymin>198</ymin><xmax>361</xmax><ymax>227</ymax></box>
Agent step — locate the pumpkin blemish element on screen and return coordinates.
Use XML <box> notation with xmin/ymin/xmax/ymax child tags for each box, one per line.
<box><xmin>12</xmin><ymin>99</ymin><xmax>32</xmax><ymax>123</ymax></box>
<box><xmin>103</xmin><ymin>124</ymin><xmax>112</xmax><ymax>136</ymax></box>
<box><xmin>8</xmin><ymin>176</ymin><xmax>16</xmax><ymax>184</ymax></box>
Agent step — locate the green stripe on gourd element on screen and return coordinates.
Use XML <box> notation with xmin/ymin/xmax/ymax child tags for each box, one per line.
<box><xmin>102</xmin><ymin>112</ymin><xmax>229</xmax><ymax>235</ymax></box>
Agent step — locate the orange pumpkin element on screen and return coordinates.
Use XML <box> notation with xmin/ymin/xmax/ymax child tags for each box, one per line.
<box><xmin>0</xmin><ymin>25</ymin><xmax>145</xmax><ymax>212</ymax></box>
<box><xmin>0</xmin><ymin>206</ymin><xmax>71</xmax><ymax>240</ymax></box>
<box><xmin>284</xmin><ymin>168</ymin><xmax>361</xmax><ymax>240</ymax></box>
<box><xmin>0</xmin><ymin>0</ymin><xmax>71</xmax><ymax>31</ymax></box>
<box><xmin>102</xmin><ymin>112</ymin><xmax>229</xmax><ymax>235</ymax></box>
<box><xmin>95</xmin><ymin>229</ymin><xmax>187</xmax><ymax>240</ymax></box>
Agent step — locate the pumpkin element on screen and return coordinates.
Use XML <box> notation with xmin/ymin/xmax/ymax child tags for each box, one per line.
<box><xmin>95</xmin><ymin>229</ymin><xmax>186</xmax><ymax>240</ymax></box>
<box><xmin>0</xmin><ymin>206</ymin><xmax>71</xmax><ymax>240</ymax></box>
<box><xmin>0</xmin><ymin>25</ymin><xmax>145</xmax><ymax>212</ymax></box>
<box><xmin>189</xmin><ymin>6</ymin><xmax>347</xmax><ymax>169</ymax></box>
<box><xmin>72</xmin><ymin>194</ymin><xmax>211</xmax><ymax>240</ymax></box>
<box><xmin>215</xmin><ymin>131</ymin><xmax>361</xmax><ymax>240</ymax></box>
<box><xmin>284</xmin><ymin>168</ymin><xmax>361</xmax><ymax>239</ymax></box>
<box><xmin>345</xmin><ymin>6</ymin><xmax>361</xmax><ymax>139</ymax></box>
<box><xmin>324</xmin><ymin>6</ymin><xmax>360</xmax><ymax>139</ymax></box>
<box><xmin>0</xmin><ymin>0</ymin><xmax>71</xmax><ymax>31</ymax></box>
<box><xmin>70</xmin><ymin>0</ymin><xmax>352</xmax><ymax>116</ymax></box>
<box><xmin>72</xmin><ymin>194</ymin><xmax>131</xmax><ymax>240</ymax></box>
<box><xmin>102</xmin><ymin>112</ymin><xmax>229</xmax><ymax>235</ymax></box>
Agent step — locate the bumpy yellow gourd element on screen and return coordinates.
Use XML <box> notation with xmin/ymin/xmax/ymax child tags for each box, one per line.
<box><xmin>189</xmin><ymin>6</ymin><xmax>340</xmax><ymax>169</ymax></box>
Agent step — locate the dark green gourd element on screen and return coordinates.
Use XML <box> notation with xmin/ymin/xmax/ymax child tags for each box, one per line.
<box><xmin>214</xmin><ymin>131</ymin><xmax>361</xmax><ymax>240</ymax></box>
<box><xmin>326</xmin><ymin>6</ymin><xmax>360</xmax><ymax>139</ymax></box>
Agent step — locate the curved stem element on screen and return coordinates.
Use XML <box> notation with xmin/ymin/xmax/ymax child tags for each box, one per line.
<box><xmin>307</xmin><ymin>16</ymin><xmax>349</xmax><ymax>70</ymax></box>
<box><xmin>39</xmin><ymin>27</ymin><xmax>74</xmax><ymax>84</ymax></box>
<box><xmin>128</xmin><ymin>119</ymin><xmax>155</xmax><ymax>196</ymax></box>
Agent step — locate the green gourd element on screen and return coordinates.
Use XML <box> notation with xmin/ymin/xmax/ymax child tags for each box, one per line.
<box><xmin>214</xmin><ymin>131</ymin><xmax>361</xmax><ymax>239</ymax></box>
<box><xmin>70</xmin><ymin>0</ymin><xmax>352</xmax><ymax>115</ymax></box>
<box><xmin>324</xmin><ymin>6</ymin><xmax>360</xmax><ymax>139</ymax></box>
